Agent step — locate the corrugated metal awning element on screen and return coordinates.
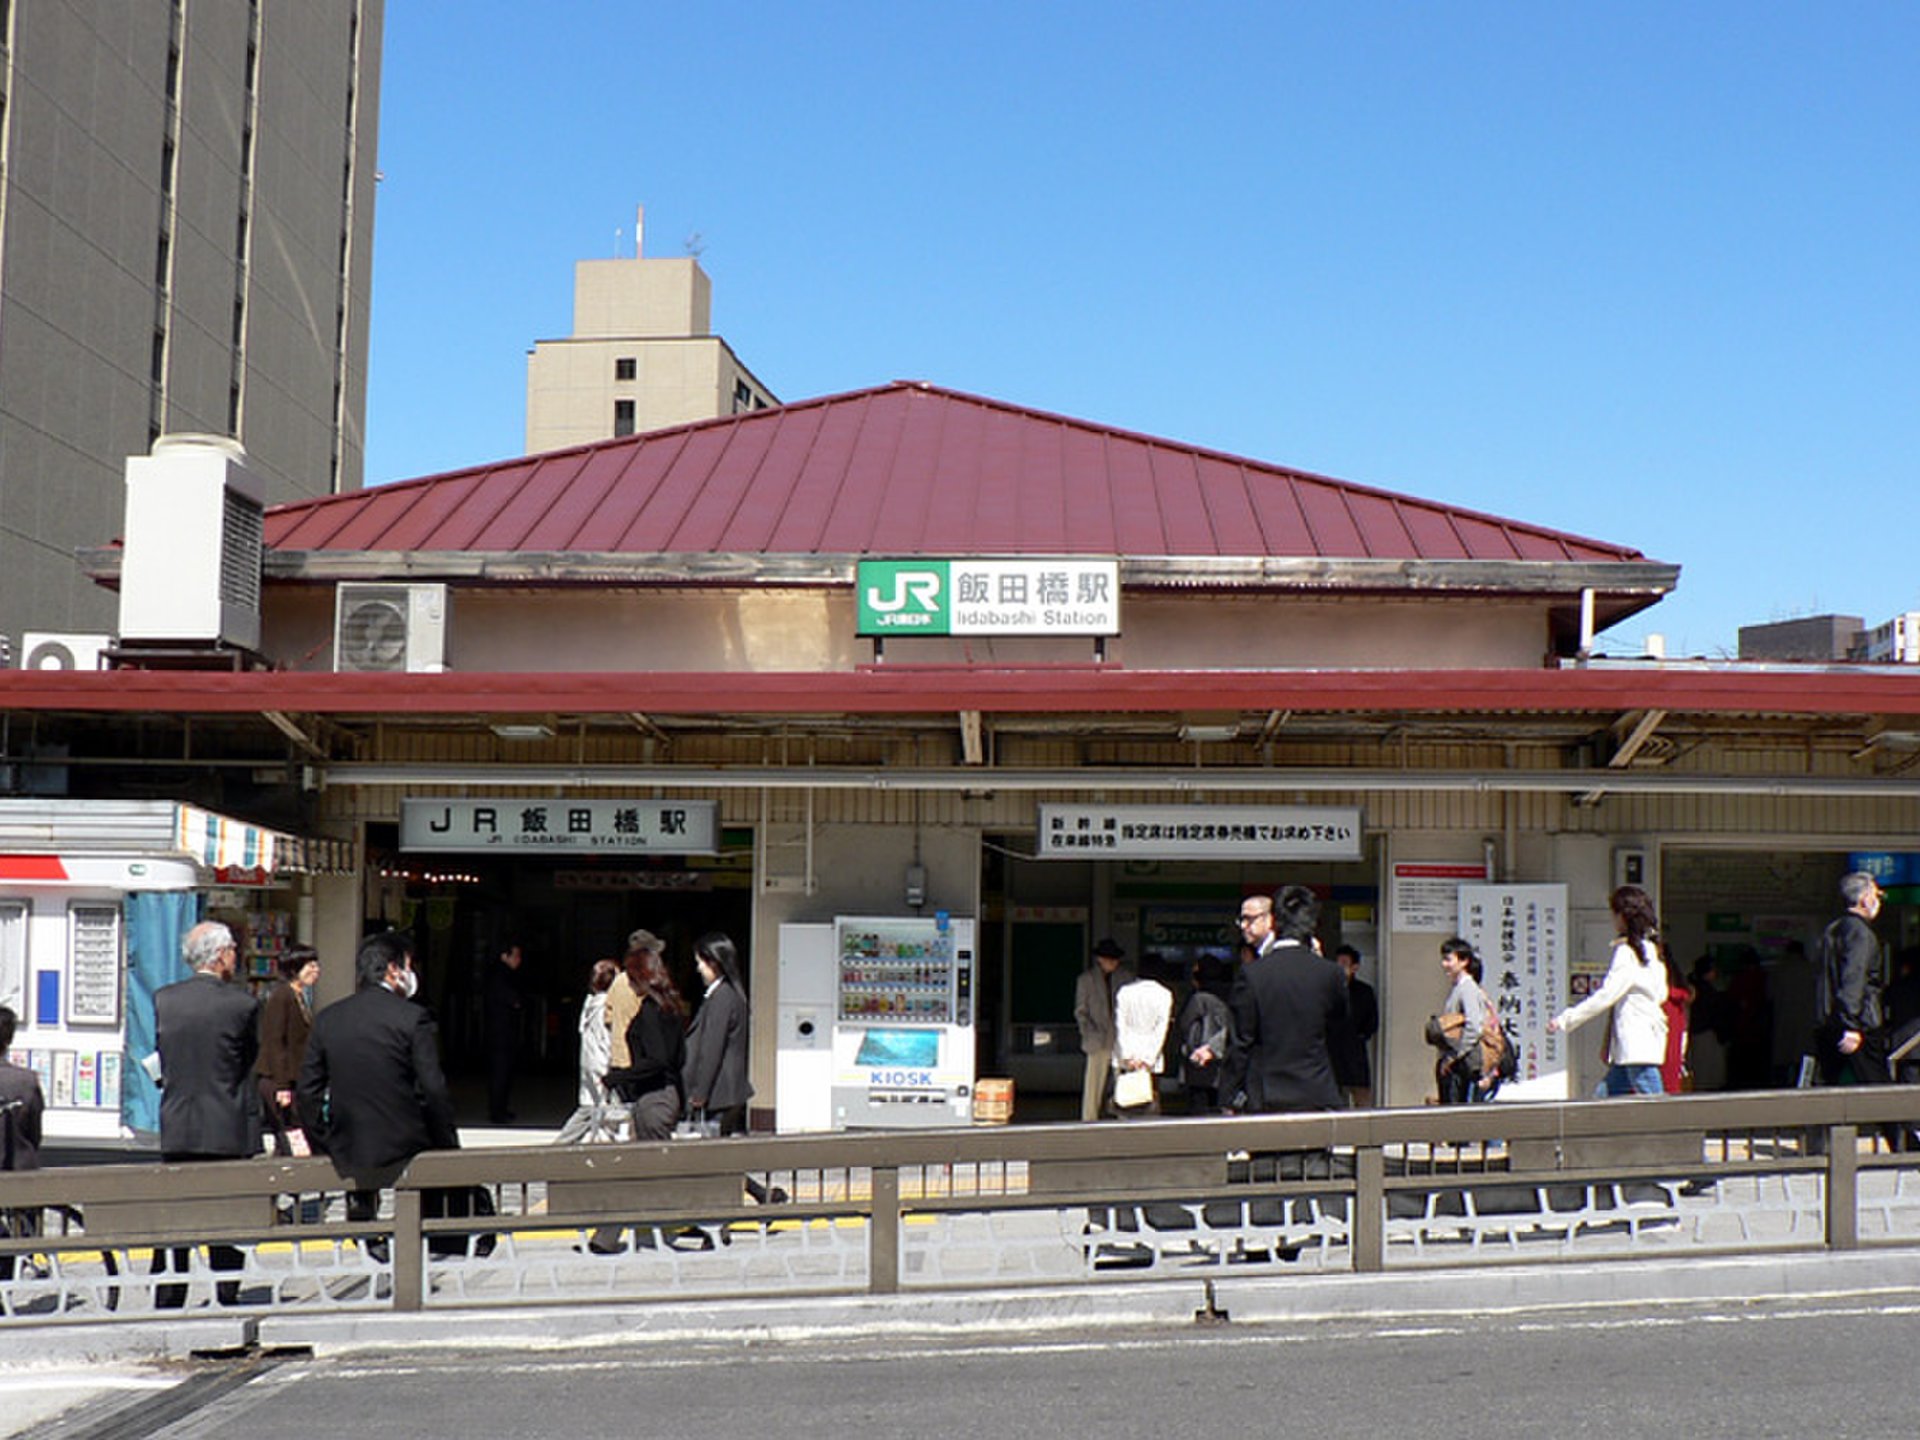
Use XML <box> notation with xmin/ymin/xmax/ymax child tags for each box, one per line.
<box><xmin>4</xmin><ymin>664</ymin><xmax>1920</xmax><ymax>720</ymax></box>
<box><xmin>0</xmin><ymin>800</ymin><xmax>351</xmax><ymax>876</ymax></box>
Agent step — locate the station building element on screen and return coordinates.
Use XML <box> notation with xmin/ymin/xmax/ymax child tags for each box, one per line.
<box><xmin>7</xmin><ymin>381</ymin><xmax>1920</xmax><ymax>1137</ymax></box>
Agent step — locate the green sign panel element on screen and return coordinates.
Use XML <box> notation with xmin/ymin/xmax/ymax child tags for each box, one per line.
<box><xmin>858</xmin><ymin>560</ymin><xmax>952</xmax><ymax>634</ymax></box>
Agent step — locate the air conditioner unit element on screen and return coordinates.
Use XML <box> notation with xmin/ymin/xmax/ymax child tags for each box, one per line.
<box><xmin>19</xmin><ymin>632</ymin><xmax>113</xmax><ymax>671</ymax></box>
<box><xmin>334</xmin><ymin>584</ymin><xmax>449</xmax><ymax>673</ymax></box>
<box><xmin>117</xmin><ymin>435</ymin><xmax>265</xmax><ymax>650</ymax></box>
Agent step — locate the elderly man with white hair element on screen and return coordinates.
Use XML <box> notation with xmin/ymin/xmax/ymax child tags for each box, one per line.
<box><xmin>151</xmin><ymin>918</ymin><xmax>262</xmax><ymax>1306</ymax></box>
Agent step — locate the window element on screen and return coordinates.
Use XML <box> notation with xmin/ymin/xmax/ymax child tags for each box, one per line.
<box><xmin>613</xmin><ymin>399</ymin><xmax>635</xmax><ymax>437</ymax></box>
<box><xmin>732</xmin><ymin>379</ymin><xmax>756</xmax><ymax>414</ymax></box>
<box><xmin>66</xmin><ymin>904</ymin><xmax>122</xmax><ymax>1026</ymax></box>
<box><xmin>614</xmin><ymin>357</ymin><xmax>636</xmax><ymax>381</ymax></box>
<box><xmin>0</xmin><ymin>901</ymin><xmax>26</xmax><ymax>1022</ymax></box>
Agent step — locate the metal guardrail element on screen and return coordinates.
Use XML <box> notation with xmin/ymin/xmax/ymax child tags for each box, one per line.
<box><xmin>4</xmin><ymin>1086</ymin><xmax>1920</xmax><ymax>1325</ymax></box>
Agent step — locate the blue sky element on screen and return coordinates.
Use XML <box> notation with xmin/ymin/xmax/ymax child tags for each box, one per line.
<box><xmin>365</xmin><ymin>2</ymin><xmax>1919</xmax><ymax>657</ymax></box>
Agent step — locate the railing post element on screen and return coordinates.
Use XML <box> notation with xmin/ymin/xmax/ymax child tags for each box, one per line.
<box><xmin>869</xmin><ymin>1166</ymin><xmax>900</xmax><ymax>1295</ymax></box>
<box><xmin>1352</xmin><ymin>1144</ymin><xmax>1385</xmax><ymax>1273</ymax></box>
<box><xmin>392</xmin><ymin>1186</ymin><xmax>425</xmax><ymax>1311</ymax></box>
<box><xmin>1825</xmin><ymin>1124</ymin><xmax>1858</xmax><ymax>1251</ymax></box>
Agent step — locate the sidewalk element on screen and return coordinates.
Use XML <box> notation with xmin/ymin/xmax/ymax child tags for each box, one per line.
<box><xmin>8</xmin><ymin>1244</ymin><xmax>1920</xmax><ymax>1372</ymax></box>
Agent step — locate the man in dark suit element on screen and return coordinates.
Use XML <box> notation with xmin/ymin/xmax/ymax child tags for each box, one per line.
<box><xmin>482</xmin><ymin>941</ymin><xmax>524</xmax><ymax>1124</ymax></box>
<box><xmin>1223</xmin><ymin>886</ymin><xmax>1347</xmax><ymax>1113</ymax></box>
<box><xmin>297</xmin><ymin>931</ymin><xmax>459</xmax><ymax>1243</ymax></box>
<box><xmin>0</xmin><ymin>1004</ymin><xmax>42</xmax><ymax>1174</ymax></box>
<box><xmin>1</xmin><ymin>1004</ymin><xmax>43</xmax><ymax>1281</ymax></box>
<box><xmin>152</xmin><ymin>920</ymin><xmax>261</xmax><ymax>1306</ymax></box>
<box><xmin>1816</xmin><ymin>870</ymin><xmax>1889</xmax><ymax>1086</ymax></box>
<box><xmin>1328</xmin><ymin>944</ymin><xmax>1380</xmax><ymax>1108</ymax></box>
<box><xmin>1</xmin><ymin>1006</ymin><xmax>42</xmax><ymax>1175</ymax></box>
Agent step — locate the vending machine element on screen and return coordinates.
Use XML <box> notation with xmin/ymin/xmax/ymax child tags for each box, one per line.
<box><xmin>775</xmin><ymin>914</ymin><xmax>976</xmax><ymax>1130</ymax></box>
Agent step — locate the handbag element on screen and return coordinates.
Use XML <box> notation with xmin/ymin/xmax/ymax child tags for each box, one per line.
<box><xmin>673</xmin><ymin>1106</ymin><xmax>721</xmax><ymax>1139</ymax></box>
<box><xmin>1425</xmin><ymin>1013</ymin><xmax>1466</xmax><ymax>1048</ymax></box>
<box><xmin>1113</xmin><ymin>1068</ymin><xmax>1154</xmax><ymax>1109</ymax></box>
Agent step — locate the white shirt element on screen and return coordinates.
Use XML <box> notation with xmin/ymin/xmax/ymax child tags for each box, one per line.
<box><xmin>1113</xmin><ymin>978</ymin><xmax>1174</xmax><ymax>1074</ymax></box>
<box><xmin>576</xmin><ymin>991</ymin><xmax>612</xmax><ymax>1107</ymax></box>
<box><xmin>1554</xmin><ymin>938</ymin><xmax>1669</xmax><ymax>1066</ymax></box>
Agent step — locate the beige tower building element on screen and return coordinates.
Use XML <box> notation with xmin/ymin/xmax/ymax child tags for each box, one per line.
<box><xmin>0</xmin><ymin>0</ymin><xmax>383</xmax><ymax>645</ymax></box>
<box><xmin>525</xmin><ymin>208</ymin><xmax>776</xmax><ymax>454</ymax></box>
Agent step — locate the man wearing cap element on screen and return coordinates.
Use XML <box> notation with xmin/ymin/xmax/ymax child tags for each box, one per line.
<box><xmin>1074</xmin><ymin>939</ymin><xmax>1132</xmax><ymax>1122</ymax></box>
<box><xmin>606</xmin><ymin>930</ymin><xmax>664</xmax><ymax>1079</ymax></box>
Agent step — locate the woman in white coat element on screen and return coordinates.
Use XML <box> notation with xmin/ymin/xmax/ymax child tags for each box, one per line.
<box><xmin>552</xmin><ymin>959</ymin><xmax>621</xmax><ymax>1144</ymax></box>
<box><xmin>1548</xmin><ymin>884</ymin><xmax>1670</xmax><ymax>1096</ymax></box>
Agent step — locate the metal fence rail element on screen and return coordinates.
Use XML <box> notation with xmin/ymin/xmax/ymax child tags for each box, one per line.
<box><xmin>4</xmin><ymin>1087</ymin><xmax>1919</xmax><ymax>1326</ymax></box>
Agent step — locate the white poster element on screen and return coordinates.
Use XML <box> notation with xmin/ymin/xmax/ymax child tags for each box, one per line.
<box><xmin>1458</xmin><ymin>883</ymin><xmax>1569</xmax><ymax>1100</ymax></box>
<box><xmin>1037</xmin><ymin>804</ymin><xmax>1362</xmax><ymax>860</ymax></box>
<box><xmin>1392</xmin><ymin>861</ymin><xmax>1490</xmax><ymax>931</ymax></box>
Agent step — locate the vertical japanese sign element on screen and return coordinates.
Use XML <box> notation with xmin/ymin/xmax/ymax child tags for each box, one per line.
<box><xmin>1457</xmin><ymin>883</ymin><xmax>1568</xmax><ymax>1100</ymax></box>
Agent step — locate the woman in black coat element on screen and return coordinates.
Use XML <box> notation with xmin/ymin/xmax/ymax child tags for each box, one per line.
<box><xmin>683</xmin><ymin>932</ymin><xmax>752</xmax><ymax>1135</ymax></box>
<box><xmin>606</xmin><ymin>948</ymin><xmax>686</xmax><ymax>1141</ymax></box>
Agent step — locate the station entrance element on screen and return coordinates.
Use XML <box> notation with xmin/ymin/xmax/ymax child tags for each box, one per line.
<box><xmin>363</xmin><ymin>823</ymin><xmax>754</xmax><ymax>1124</ymax></box>
<box><xmin>977</xmin><ymin>836</ymin><xmax>1383</xmax><ymax>1109</ymax></box>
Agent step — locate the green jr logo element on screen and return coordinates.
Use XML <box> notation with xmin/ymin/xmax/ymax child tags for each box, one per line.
<box><xmin>865</xmin><ymin>569</ymin><xmax>942</xmax><ymax>614</ymax></box>
<box><xmin>857</xmin><ymin>561</ymin><xmax>950</xmax><ymax>633</ymax></box>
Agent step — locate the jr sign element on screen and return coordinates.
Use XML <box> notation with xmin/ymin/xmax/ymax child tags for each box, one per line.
<box><xmin>400</xmin><ymin>799</ymin><xmax>718</xmax><ymax>854</ymax></box>
<box><xmin>856</xmin><ymin>559</ymin><xmax>1120</xmax><ymax>636</ymax></box>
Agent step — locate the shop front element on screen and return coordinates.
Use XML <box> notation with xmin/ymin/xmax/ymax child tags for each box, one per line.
<box><xmin>0</xmin><ymin>799</ymin><xmax>350</xmax><ymax>1142</ymax></box>
<box><xmin>363</xmin><ymin>799</ymin><xmax>753</xmax><ymax>1099</ymax></box>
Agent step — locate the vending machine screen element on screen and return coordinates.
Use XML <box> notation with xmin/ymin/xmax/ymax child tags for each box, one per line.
<box><xmin>853</xmin><ymin>1028</ymin><xmax>941</xmax><ymax>1069</ymax></box>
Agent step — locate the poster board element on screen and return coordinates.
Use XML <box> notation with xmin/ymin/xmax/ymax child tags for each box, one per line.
<box><xmin>1458</xmin><ymin>883</ymin><xmax>1569</xmax><ymax>1100</ymax></box>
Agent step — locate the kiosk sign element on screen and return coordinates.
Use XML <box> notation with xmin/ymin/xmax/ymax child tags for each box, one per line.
<box><xmin>857</xmin><ymin>559</ymin><xmax>1119</xmax><ymax>636</ymax></box>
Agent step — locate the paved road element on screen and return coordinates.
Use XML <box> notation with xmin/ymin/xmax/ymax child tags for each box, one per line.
<box><xmin>23</xmin><ymin>1293</ymin><xmax>1920</xmax><ymax>1439</ymax></box>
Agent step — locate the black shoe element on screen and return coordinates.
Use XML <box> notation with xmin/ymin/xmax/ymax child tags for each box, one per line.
<box><xmin>363</xmin><ymin>1237</ymin><xmax>391</xmax><ymax>1264</ymax></box>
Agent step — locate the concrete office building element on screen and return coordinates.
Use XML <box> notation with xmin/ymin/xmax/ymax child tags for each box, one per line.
<box><xmin>0</xmin><ymin>0</ymin><xmax>382</xmax><ymax>646</ymax></box>
<box><xmin>1737</xmin><ymin>615</ymin><xmax>1863</xmax><ymax>663</ymax></box>
<box><xmin>525</xmin><ymin>207</ymin><xmax>776</xmax><ymax>454</ymax></box>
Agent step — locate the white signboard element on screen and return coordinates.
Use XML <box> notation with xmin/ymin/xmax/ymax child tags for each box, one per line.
<box><xmin>400</xmin><ymin>799</ymin><xmax>717</xmax><ymax>854</ymax></box>
<box><xmin>1037</xmin><ymin>804</ymin><xmax>1362</xmax><ymax>860</ymax></box>
<box><xmin>1392</xmin><ymin>860</ymin><xmax>1491</xmax><ymax>931</ymax></box>
<box><xmin>1457</xmin><ymin>883</ymin><xmax>1569</xmax><ymax>1100</ymax></box>
<box><xmin>856</xmin><ymin>559</ymin><xmax>1119</xmax><ymax>635</ymax></box>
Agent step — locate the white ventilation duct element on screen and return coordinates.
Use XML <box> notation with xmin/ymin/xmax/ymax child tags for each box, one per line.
<box><xmin>117</xmin><ymin>435</ymin><xmax>265</xmax><ymax>651</ymax></box>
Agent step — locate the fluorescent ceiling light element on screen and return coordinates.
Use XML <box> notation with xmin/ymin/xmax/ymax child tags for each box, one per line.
<box><xmin>1177</xmin><ymin>724</ymin><xmax>1240</xmax><ymax>743</ymax></box>
<box><xmin>489</xmin><ymin>722</ymin><xmax>554</xmax><ymax>741</ymax></box>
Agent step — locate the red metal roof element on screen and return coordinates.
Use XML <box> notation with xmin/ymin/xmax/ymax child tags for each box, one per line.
<box><xmin>267</xmin><ymin>383</ymin><xmax>1654</xmax><ymax>564</ymax></box>
<box><xmin>6</xmin><ymin>665</ymin><xmax>1919</xmax><ymax>718</ymax></box>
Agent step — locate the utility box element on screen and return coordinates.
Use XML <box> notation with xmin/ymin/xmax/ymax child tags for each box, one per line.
<box><xmin>117</xmin><ymin>436</ymin><xmax>265</xmax><ymax>652</ymax></box>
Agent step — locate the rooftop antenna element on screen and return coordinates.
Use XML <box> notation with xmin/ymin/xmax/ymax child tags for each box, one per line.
<box><xmin>635</xmin><ymin>204</ymin><xmax>646</xmax><ymax>259</ymax></box>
